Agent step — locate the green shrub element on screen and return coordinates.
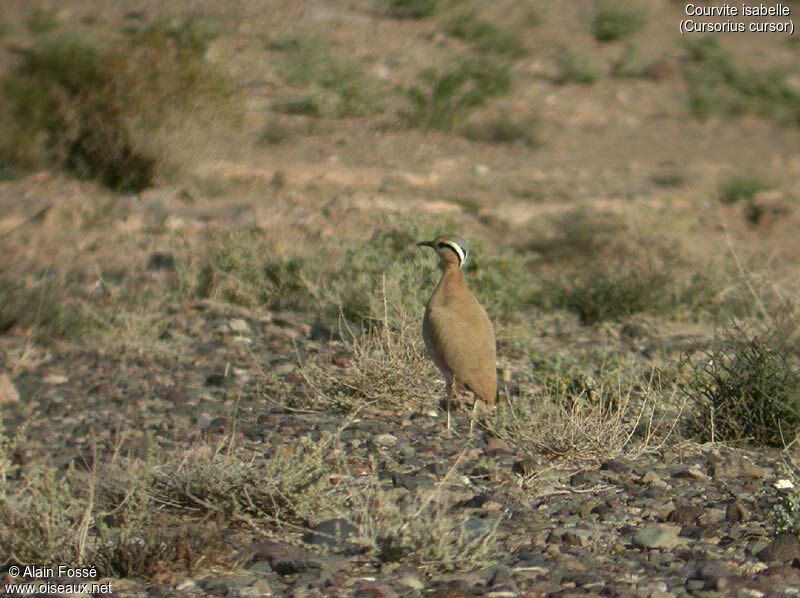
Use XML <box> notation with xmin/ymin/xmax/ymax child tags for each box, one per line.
<box><xmin>527</xmin><ymin>209</ymin><xmax>626</xmax><ymax>263</ymax></box>
<box><xmin>552</xmin><ymin>47</ymin><xmax>601</xmax><ymax>85</ymax></box>
<box><xmin>258</xmin><ymin>114</ymin><xmax>294</xmax><ymax>145</ymax></box>
<box><xmin>27</xmin><ymin>8</ymin><xmax>60</xmax><ymax>34</ymax></box>
<box><xmin>443</xmin><ymin>10</ymin><xmax>527</xmax><ymax>58</ymax></box>
<box><xmin>464</xmin><ymin>244</ymin><xmax>538</xmax><ymax>322</ymax></box>
<box><xmin>0</xmin><ymin>278</ymin><xmax>89</xmax><ymax>342</ymax></box>
<box><xmin>526</xmin><ymin>5</ymin><xmax>543</xmax><ymax>27</ymax></box>
<box><xmin>384</xmin><ymin>0</ymin><xmax>443</xmax><ymax>18</ymax></box>
<box><xmin>463</xmin><ymin>112</ymin><xmax>539</xmax><ymax>146</ymax></box>
<box><xmin>683</xmin><ymin>37</ymin><xmax>800</xmax><ymax>125</ymax></box>
<box><xmin>718</xmin><ymin>175</ymin><xmax>771</xmax><ymax>205</ymax></box>
<box><xmin>272</xmin><ymin>94</ymin><xmax>327</xmax><ymax>117</ymax></box>
<box><xmin>329</xmin><ymin>226</ymin><xmax>534</xmax><ymax>326</ymax></box>
<box><xmin>1</xmin><ymin>34</ymin><xmax>155</xmax><ymax>190</ymax></box>
<box><xmin>1</xmin><ymin>19</ymin><xmax>234</xmax><ymax>191</ymax></box>
<box><xmin>772</xmin><ymin>470</ymin><xmax>800</xmax><ymax>536</ymax></box>
<box><xmin>591</xmin><ymin>3</ymin><xmax>645</xmax><ymax>42</ymax></box>
<box><xmin>196</xmin><ymin>230</ymin><xmax>310</xmax><ymax>310</ymax></box>
<box><xmin>611</xmin><ymin>43</ymin><xmax>648</xmax><ymax>78</ymax></box>
<box><xmin>268</xmin><ymin>33</ymin><xmax>384</xmax><ymax>117</ymax></box>
<box><xmin>403</xmin><ymin>55</ymin><xmax>511</xmax><ymax>130</ymax></box>
<box><xmin>332</xmin><ymin>227</ymin><xmax>438</xmax><ymax>323</ymax></box>
<box><xmin>684</xmin><ymin>321</ymin><xmax>800</xmax><ymax>447</ymax></box>
<box><xmin>144</xmin><ymin>13</ymin><xmax>221</xmax><ymax>57</ymax></box>
<box><xmin>545</xmin><ymin>256</ymin><xmax>675</xmax><ymax>325</ymax></box>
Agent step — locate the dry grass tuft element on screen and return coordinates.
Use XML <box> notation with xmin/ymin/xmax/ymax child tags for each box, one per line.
<box><xmin>341</xmin><ymin>457</ymin><xmax>503</xmax><ymax>572</ymax></box>
<box><xmin>488</xmin><ymin>360</ymin><xmax>683</xmax><ymax>461</ymax></box>
<box><xmin>299</xmin><ymin>311</ymin><xmax>439</xmax><ymax>412</ymax></box>
<box><xmin>151</xmin><ymin>434</ymin><xmax>342</xmax><ymax>525</ymax></box>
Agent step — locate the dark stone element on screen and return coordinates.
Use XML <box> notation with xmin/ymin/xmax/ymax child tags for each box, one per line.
<box><xmin>600</xmin><ymin>459</ymin><xmax>633</xmax><ymax>474</ymax></box>
<box><xmin>203</xmin><ymin>416</ymin><xmax>228</xmax><ymax>434</ymax></box>
<box><xmin>666</xmin><ymin>505</ymin><xmax>703</xmax><ymax>526</ymax></box>
<box><xmin>686</xmin><ymin>559</ymin><xmax>731</xmax><ymax>585</ymax></box>
<box><xmin>569</xmin><ymin>470</ymin><xmax>600</xmax><ymax>487</ymax></box>
<box><xmin>146</xmin><ymin>251</ymin><xmax>176</xmax><ymax>272</ymax></box>
<box><xmin>758</xmin><ymin>533</ymin><xmax>800</xmax><ymax>564</ymax></box>
<box><xmin>272</xmin><ymin>558</ymin><xmax>322</xmax><ymax>576</ymax></box>
<box><xmin>392</xmin><ymin>473</ymin><xmax>435</xmax><ymax>490</ymax></box>
<box><xmin>726</xmin><ymin>499</ymin><xmax>748</xmax><ymax>523</ymax></box>
<box><xmin>204</xmin><ymin>373</ymin><xmax>231</xmax><ymax>387</ymax></box>
<box><xmin>512</xmin><ymin>458</ymin><xmax>537</xmax><ymax>475</ymax></box>
<box><xmin>458</xmin><ymin>493</ymin><xmax>492</xmax><ymax>509</ymax></box>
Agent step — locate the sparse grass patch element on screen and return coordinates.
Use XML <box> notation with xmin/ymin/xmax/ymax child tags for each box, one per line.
<box><xmin>268</xmin><ymin>33</ymin><xmax>384</xmax><ymax>117</ymax></box>
<box><xmin>299</xmin><ymin>317</ymin><xmax>438</xmax><ymax>412</ymax></box>
<box><xmin>27</xmin><ymin>8</ymin><xmax>60</xmax><ymax>34</ymax></box>
<box><xmin>151</xmin><ymin>438</ymin><xmax>341</xmax><ymax>525</ymax></box>
<box><xmin>718</xmin><ymin>174</ymin><xmax>772</xmax><ymax>205</ymax></box>
<box><xmin>403</xmin><ymin>54</ymin><xmax>512</xmax><ymax>130</ymax></box>
<box><xmin>611</xmin><ymin>43</ymin><xmax>648</xmax><ymax>79</ymax></box>
<box><xmin>591</xmin><ymin>2</ymin><xmax>645</xmax><ymax>42</ymax></box>
<box><xmin>258</xmin><ymin>114</ymin><xmax>295</xmax><ymax>145</ymax></box>
<box><xmin>526</xmin><ymin>4</ymin><xmax>543</xmax><ymax>27</ymax></box>
<box><xmin>463</xmin><ymin>112</ymin><xmax>539</xmax><ymax>146</ymax></box>
<box><xmin>383</xmin><ymin>0</ymin><xmax>456</xmax><ymax>19</ymax></box>
<box><xmin>683</xmin><ymin>320</ymin><xmax>800</xmax><ymax>447</ymax></box>
<box><xmin>327</xmin><ymin>225</ymin><xmax>535</xmax><ymax>325</ymax></box>
<box><xmin>717</xmin><ymin>175</ymin><xmax>777</xmax><ymax>225</ymax></box>
<box><xmin>683</xmin><ymin>36</ymin><xmax>800</xmax><ymax>125</ymax></box>
<box><xmin>527</xmin><ymin>208</ymin><xmax>627</xmax><ymax>263</ymax></box>
<box><xmin>341</xmin><ymin>468</ymin><xmax>502</xmax><ymax>571</ymax></box>
<box><xmin>328</xmin><ymin>226</ymin><xmax>439</xmax><ymax>324</ymax></box>
<box><xmin>0</xmin><ymin>278</ymin><xmax>90</xmax><ymax>342</ymax></box>
<box><xmin>552</xmin><ymin>47</ymin><xmax>602</xmax><ymax>85</ymax></box>
<box><xmin>0</xmin><ymin>437</ymin><xmax>323</xmax><ymax>578</ymax></box>
<box><xmin>1</xmin><ymin>17</ymin><xmax>236</xmax><ymax>191</ymax></box>
<box><xmin>541</xmin><ymin>254</ymin><xmax>676</xmax><ymax>325</ymax></box>
<box><xmin>272</xmin><ymin>94</ymin><xmax>328</xmax><ymax>117</ymax></box>
<box><xmin>0</xmin><ymin>467</ymin><xmax>87</xmax><ymax>566</ymax></box>
<box><xmin>442</xmin><ymin>10</ymin><xmax>527</xmax><ymax>58</ymax></box>
<box><xmin>194</xmin><ymin>229</ymin><xmax>311</xmax><ymax>310</ymax></box>
<box><xmin>463</xmin><ymin>243</ymin><xmax>538</xmax><ymax>322</ymax></box>
<box><xmin>94</xmin><ymin>524</ymin><xmax>225</xmax><ymax>578</ymax></box>
<box><xmin>369</xmin><ymin>493</ymin><xmax>501</xmax><ymax>571</ymax></box>
<box><xmin>488</xmin><ymin>357</ymin><xmax>678</xmax><ymax>460</ymax></box>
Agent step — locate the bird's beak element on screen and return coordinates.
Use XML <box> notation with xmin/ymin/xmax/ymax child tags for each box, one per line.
<box><xmin>417</xmin><ymin>240</ymin><xmax>434</xmax><ymax>249</ymax></box>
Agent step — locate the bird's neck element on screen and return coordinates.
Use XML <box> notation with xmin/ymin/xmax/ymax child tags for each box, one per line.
<box><xmin>436</xmin><ymin>263</ymin><xmax>467</xmax><ymax>300</ymax></box>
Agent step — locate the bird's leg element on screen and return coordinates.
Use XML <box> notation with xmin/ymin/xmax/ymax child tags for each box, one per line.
<box><xmin>445</xmin><ymin>379</ymin><xmax>453</xmax><ymax>434</ymax></box>
<box><xmin>469</xmin><ymin>399</ymin><xmax>478</xmax><ymax>436</ymax></box>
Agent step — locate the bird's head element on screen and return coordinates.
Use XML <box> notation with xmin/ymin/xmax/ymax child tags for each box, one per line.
<box><xmin>417</xmin><ymin>235</ymin><xmax>469</xmax><ymax>269</ymax></box>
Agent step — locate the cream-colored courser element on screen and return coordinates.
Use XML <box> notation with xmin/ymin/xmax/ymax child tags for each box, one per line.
<box><xmin>418</xmin><ymin>235</ymin><xmax>496</xmax><ymax>431</ymax></box>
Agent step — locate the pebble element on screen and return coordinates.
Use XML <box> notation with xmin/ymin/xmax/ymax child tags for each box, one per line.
<box><xmin>758</xmin><ymin>533</ymin><xmax>800</xmax><ymax>563</ymax></box>
<box><xmin>374</xmin><ymin>433</ymin><xmax>398</xmax><ymax>447</ymax></box>
<box><xmin>633</xmin><ymin>524</ymin><xmax>687</xmax><ymax>549</ymax></box>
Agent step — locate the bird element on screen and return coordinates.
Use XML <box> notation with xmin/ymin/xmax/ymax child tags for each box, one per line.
<box><xmin>417</xmin><ymin>235</ymin><xmax>496</xmax><ymax>432</ymax></box>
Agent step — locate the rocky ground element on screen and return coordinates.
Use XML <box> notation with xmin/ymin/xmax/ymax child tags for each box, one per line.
<box><xmin>2</xmin><ymin>293</ymin><xmax>800</xmax><ymax>597</ymax></box>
